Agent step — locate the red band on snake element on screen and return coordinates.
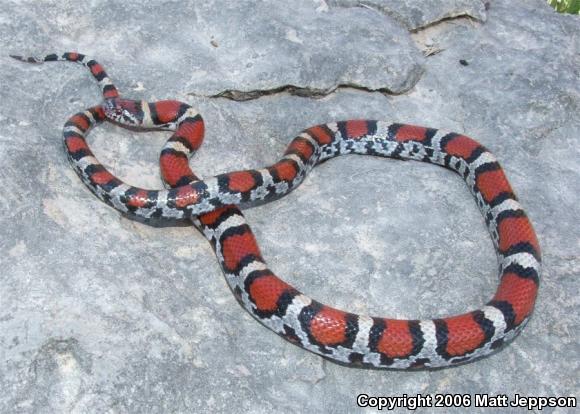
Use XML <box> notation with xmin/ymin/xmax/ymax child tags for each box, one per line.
<box><xmin>12</xmin><ymin>52</ymin><xmax>541</xmax><ymax>369</ymax></box>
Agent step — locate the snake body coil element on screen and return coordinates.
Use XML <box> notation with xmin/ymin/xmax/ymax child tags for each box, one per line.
<box><xmin>12</xmin><ymin>52</ymin><xmax>541</xmax><ymax>369</ymax></box>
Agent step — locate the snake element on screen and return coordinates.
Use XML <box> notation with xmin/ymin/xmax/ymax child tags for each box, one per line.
<box><xmin>11</xmin><ymin>52</ymin><xmax>541</xmax><ymax>369</ymax></box>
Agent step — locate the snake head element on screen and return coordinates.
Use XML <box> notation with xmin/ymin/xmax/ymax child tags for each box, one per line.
<box><xmin>103</xmin><ymin>98</ymin><xmax>143</xmax><ymax>126</ymax></box>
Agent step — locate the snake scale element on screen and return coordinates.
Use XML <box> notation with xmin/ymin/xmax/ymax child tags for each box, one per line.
<box><xmin>12</xmin><ymin>52</ymin><xmax>540</xmax><ymax>369</ymax></box>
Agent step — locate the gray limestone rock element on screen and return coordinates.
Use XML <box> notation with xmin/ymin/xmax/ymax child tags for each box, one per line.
<box><xmin>1</xmin><ymin>0</ymin><xmax>424</xmax><ymax>98</ymax></box>
<box><xmin>1</xmin><ymin>0</ymin><xmax>578</xmax><ymax>413</ymax></box>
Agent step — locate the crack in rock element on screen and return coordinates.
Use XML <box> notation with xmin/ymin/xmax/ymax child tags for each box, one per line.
<box><xmin>411</xmin><ymin>12</ymin><xmax>483</xmax><ymax>57</ymax></box>
<box><xmin>410</xmin><ymin>12</ymin><xmax>483</xmax><ymax>33</ymax></box>
<box><xmin>328</xmin><ymin>0</ymin><xmax>487</xmax><ymax>32</ymax></box>
<box><xmin>190</xmin><ymin>76</ymin><xmax>424</xmax><ymax>102</ymax></box>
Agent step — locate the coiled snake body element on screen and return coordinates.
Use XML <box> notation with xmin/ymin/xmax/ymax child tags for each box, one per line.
<box><xmin>12</xmin><ymin>52</ymin><xmax>541</xmax><ymax>369</ymax></box>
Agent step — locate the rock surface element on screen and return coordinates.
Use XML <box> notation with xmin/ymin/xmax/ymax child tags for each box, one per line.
<box><xmin>0</xmin><ymin>0</ymin><xmax>578</xmax><ymax>413</ymax></box>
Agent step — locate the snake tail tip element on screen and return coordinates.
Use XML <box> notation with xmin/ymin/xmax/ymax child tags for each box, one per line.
<box><xmin>10</xmin><ymin>55</ymin><xmax>41</xmax><ymax>64</ymax></box>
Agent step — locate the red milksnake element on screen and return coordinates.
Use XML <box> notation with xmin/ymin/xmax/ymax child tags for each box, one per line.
<box><xmin>11</xmin><ymin>52</ymin><xmax>541</xmax><ymax>369</ymax></box>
